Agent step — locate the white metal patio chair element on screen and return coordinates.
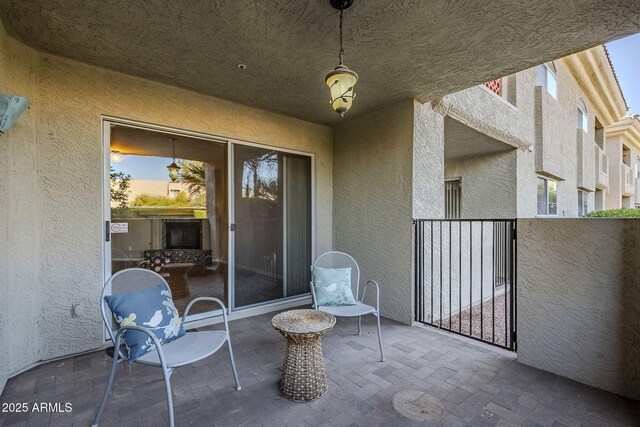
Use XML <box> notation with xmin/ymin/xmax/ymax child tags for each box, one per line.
<box><xmin>92</xmin><ymin>268</ymin><xmax>241</xmax><ymax>427</ymax></box>
<box><xmin>311</xmin><ymin>251</ymin><xmax>385</xmax><ymax>361</ymax></box>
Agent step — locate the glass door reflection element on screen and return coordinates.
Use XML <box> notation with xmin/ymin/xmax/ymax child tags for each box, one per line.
<box><xmin>109</xmin><ymin>125</ymin><xmax>227</xmax><ymax>316</ymax></box>
<box><xmin>233</xmin><ymin>145</ymin><xmax>311</xmax><ymax>308</ymax></box>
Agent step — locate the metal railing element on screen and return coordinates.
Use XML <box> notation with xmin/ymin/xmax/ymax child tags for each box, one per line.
<box><xmin>414</xmin><ymin>219</ymin><xmax>516</xmax><ymax>351</ymax></box>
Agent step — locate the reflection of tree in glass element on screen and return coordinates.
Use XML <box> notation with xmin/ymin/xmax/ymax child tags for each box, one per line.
<box><xmin>178</xmin><ymin>160</ymin><xmax>206</xmax><ymax>196</ymax></box>
<box><xmin>242</xmin><ymin>152</ymin><xmax>278</xmax><ymax>200</ymax></box>
<box><xmin>110</xmin><ymin>166</ymin><xmax>131</xmax><ymax>208</ymax></box>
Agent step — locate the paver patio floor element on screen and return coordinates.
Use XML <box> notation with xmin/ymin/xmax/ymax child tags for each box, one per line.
<box><xmin>1</xmin><ymin>312</ymin><xmax>638</xmax><ymax>426</ymax></box>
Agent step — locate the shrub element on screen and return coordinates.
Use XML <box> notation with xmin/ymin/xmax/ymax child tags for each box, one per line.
<box><xmin>584</xmin><ymin>208</ymin><xmax>640</xmax><ymax>218</ymax></box>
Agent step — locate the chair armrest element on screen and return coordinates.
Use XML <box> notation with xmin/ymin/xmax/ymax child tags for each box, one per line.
<box><xmin>113</xmin><ymin>325</ymin><xmax>169</xmax><ymax>370</ymax></box>
<box><xmin>309</xmin><ymin>281</ymin><xmax>318</xmax><ymax>309</ymax></box>
<box><xmin>182</xmin><ymin>297</ymin><xmax>230</xmax><ymax>332</ymax></box>
<box><xmin>360</xmin><ymin>280</ymin><xmax>380</xmax><ymax>311</ymax></box>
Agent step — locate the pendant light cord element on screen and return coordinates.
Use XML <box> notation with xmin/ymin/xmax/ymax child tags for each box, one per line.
<box><xmin>339</xmin><ymin>9</ymin><xmax>344</xmax><ymax>65</ymax></box>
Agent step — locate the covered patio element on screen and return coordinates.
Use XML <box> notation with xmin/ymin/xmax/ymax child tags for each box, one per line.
<box><xmin>2</xmin><ymin>1</ymin><xmax>640</xmax><ymax>426</ymax></box>
<box><xmin>1</xmin><ymin>314</ymin><xmax>638</xmax><ymax>426</ymax></box>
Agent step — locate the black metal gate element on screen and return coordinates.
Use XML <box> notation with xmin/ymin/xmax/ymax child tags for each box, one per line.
<box><xmin>414</xmin><ymin>219</ymin><xmax>517</xmax><ymax>351</ymax></box>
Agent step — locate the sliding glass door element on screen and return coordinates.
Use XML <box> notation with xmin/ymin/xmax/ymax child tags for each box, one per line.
<box><xmin>107</xmin><ymin>123</ymin><xmax>228</xmax><ymax>317</ymax></box>
<box><xmin>104</xmin><ymin>119</ymin><xmax>314</xmax><ymax>322</ymax></box>
<box><xmin>232</xmin><ymin>144</ymin><xmax>312</xmax><ymax>308</ymax></box>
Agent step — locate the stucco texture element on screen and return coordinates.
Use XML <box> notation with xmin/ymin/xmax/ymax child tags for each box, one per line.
<box><xmin>431</xmin><ymin>50</ymin><xmax>625</xmax><ymax>219</ymax></box>
<box><xmin>0</xmin><ymin>21</ymin><xmax>332</xmax><ymax>391</ymax></box>
<box><xmin>433</xmin><ymin>72</ymin><xmax>535</xmax><ymax>152</ymax></box>
<box><xmin>517</xmin><ymin>219</ymin><xmax>640</xmax><ymax>400</ymax></box>
<box><xmin>0</xmin><ymin>21</ymin><xmax>40</xmax><ymax>393</ymax></box>
<box><xmin>445</xmin><ymin>151</ymin><xmax>517</xmax><ymax>219</ymax></box>
<box><xmin>2</xmin><ymin>1</ymin><xmax>639</xmax><ymax>124</ymax></box>
<box><xmin>531</xmin><ymin>58</ymin><xmax>606</xmax><ymax>217</ymax></box>
<box><xmin>413</xmin><ymin>102</ymin><xmax>445</xmax><ymax>219</ymax></box>
<box><xmin>333</xmin><ymin>100</ymin><xmax>416</xmax><ymax>325</ymax></box>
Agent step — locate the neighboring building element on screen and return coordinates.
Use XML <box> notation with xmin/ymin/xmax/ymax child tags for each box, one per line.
<box><xmin>127</xmin><ymin>179</ymin><xmax>190</xmax><ymax>201</ymax></box>
<box><xmin>603</xmin><ymin>114</ymin><xmax>640</xmax><ymax>209</ymax></box>
<box><xmin>432</xmin><ymin>45</ymin><xmax>629</xmax><ymax>219</ymax></box>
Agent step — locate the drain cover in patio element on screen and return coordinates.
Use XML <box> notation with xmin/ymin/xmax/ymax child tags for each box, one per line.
<box><xmin>392</xmin><ymin>390</ymin><xmax>446</xmax><ymax>422</ymax></box>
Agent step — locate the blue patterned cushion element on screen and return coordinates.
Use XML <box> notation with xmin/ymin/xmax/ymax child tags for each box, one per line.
<box><xmin>104</xmin><ymin>283</ymin><xmax>185</xmax><ymax>362</ymax></box>
<box><xmin>311</xmin><ymin>266</ymin><xmax>357</xmax><ymax>306</ymax></box>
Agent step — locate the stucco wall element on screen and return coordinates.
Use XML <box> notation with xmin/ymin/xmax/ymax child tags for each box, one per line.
<box><xmin>604</xmin><ymin>134</ymin><xmax>640</xmax><ymax>210</ymax></box>
<box><xmin>333</xmin><ymin>100</ymin><xmax>416</xmax><ymax>325</ymax></box>
<box><xmin>530</xmin><ymin>59</ymin><xmax>603</xmax><ymax>217</ymax></box>
<box><xmin>433</xmin><ymin>71</ymin><xmax>535</xmax><ymax>151</ymax></box>
<box><xmin>445</xmin><ymin>150</ymin><xmax>517</xmax><ymax>219</ymax></box>
<box><xmin>517</xmin><ymin>219</ymin><xmax>640</xmax><ymax>400</ymax></box>
<box><xmin>413</xmin><ymin>102</ymin><xmax>445</xmax><ymax>219</ymax></box>
<box><xmin>0</xmin><ymin>22</ymin><xmax>41</xmax><ymax>393</ymax></box>
<box><xmin>0</xmin><ymin>22</ymin><xmax>332</xmax><ymax>392</ymax></box>
<box><xmin>433</xmin><ymin>58</ymin><xmax>609</xmax><ymax>219</ymax></box>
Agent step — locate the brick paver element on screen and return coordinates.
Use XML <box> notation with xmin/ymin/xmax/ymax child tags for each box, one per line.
<box><xmin>1</xmin><ymin>312</ymin><xmax>638</xmax><ymax>426</ymax></box>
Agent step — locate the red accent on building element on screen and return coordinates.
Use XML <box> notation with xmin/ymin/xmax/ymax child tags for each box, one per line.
<box><xmin>484</xmin><ymin>79</ymin><xmax>501</xmax><ymax>96</ymax></box>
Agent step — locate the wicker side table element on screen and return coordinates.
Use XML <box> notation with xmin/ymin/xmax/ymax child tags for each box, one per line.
<box><xmin>272</xmin><ymin>309</ymin><xmax>336</xmax><ymax>402</ymax></box>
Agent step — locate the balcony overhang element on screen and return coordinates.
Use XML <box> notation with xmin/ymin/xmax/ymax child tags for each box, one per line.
<box><xmin>1</xmin><ymin>1</ymin><xmax>639</xmax><ymax>125</ymax></box>
<box><xmin>606</xmin><ymin>116</ymin><xmax>640</xmax><ymax>149</ymax></box>
<box><xmin>444</xmin><ymin>116</ymin><xmax>515</xmax><ymax>161</ymax></box>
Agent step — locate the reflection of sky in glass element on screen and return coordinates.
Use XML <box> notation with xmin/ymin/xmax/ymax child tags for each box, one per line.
<box><xmin>242</xmin><ymin>153</ymin><xmax>278</xmax><ymax>198</ymax></box>
<box><xmin>111</xmin><ymin>154</ymin><xmax>176</xmax><ymax>181</ymax></box>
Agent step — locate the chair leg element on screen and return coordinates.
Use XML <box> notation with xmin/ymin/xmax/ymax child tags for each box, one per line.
<box><xmin>227</xmin><ymin>339</ymin><xmax>241</xmax><ymax>391</ymax></box>
<box><xmin>358</xmin><ymin>316</ymin><xmax>362</xmax><ymax>335</ymax></box>
<box><xmin>92</xmin><ymin>349</ymin><xmax>121</xmax><ymax>426</ymax></box>
<box><xmin>375</xmin><ymin>312</ymin><xmax>385</xmax><ymax>362</ymax></box>
<box><xmin>161</xmin><ymin>366</ymin><xmax>175</xmax><ymax>427</ymax></box>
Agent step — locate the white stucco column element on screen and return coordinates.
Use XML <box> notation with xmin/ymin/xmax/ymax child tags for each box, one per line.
<box><xmin>413</xmin><ymin>101</ymin><xmax>445</xmax><ymax>219</ymax></box>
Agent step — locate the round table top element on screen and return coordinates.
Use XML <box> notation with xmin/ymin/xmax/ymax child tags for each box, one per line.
<box><xmin>272</xmin><ymin>309</ymin><xmax>336</xmax><ymax>335</ymax></box>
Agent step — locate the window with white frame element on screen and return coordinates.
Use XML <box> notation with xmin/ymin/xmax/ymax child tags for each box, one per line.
<box><xmin>578</xmin><ymin>190</ymin><xmax>588</xmax><ymax>217</ymax></box>
<box><xmin>577</xmin><ymin>98</ymin><xmax>588</xmax><ymax>132</ymax></box>
<box><xmin>537</xmin><ymin>177</ymin><xmax>557</xmax><ymax>216</ymax></box>
<box><xmin>169</xmin><ymin>189</ymin><xmax>180</xmax><ymax>199</ymax></box>
<box><xmin>536</xmin><ymin>63</ymin><xmax>557</xmax><ymax>99</ymax></box>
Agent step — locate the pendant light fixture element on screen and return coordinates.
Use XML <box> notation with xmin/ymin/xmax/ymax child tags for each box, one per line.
<box><xmin>325</xmin><ymin>0</ymin><xmax>358</xmax><ymax>117</ymax></box>
<box><xmin>167</xmin><ymin>137</ymin><xmax>180</xmax><ymax>182</ymax></box>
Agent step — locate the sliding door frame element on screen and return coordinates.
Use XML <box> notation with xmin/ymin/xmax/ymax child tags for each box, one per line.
<box><xmin>101</xmin><ymin>116</ymin><xmax>315</xmax><ymax>329</ymax></box>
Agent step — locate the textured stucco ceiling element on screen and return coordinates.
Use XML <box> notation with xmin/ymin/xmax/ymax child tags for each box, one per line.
<box><xmin>111</xmin><ymin>125</ymin><xmax>225</xmax><ymax>163</ymax></box>
<box><xmin>444</xmin><ymin>117</ymin><xmax>513</xmax><ymax>160</ymax></box>
<box><xmin>1</xmin><ymin>1</ymin><xmax>639</xmax><ymax>124</ymax></box>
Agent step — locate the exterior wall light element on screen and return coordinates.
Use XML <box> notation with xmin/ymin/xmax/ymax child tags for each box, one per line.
<box><xmin>167</xmin><ymin>138</ymin><xmax>180</xmax><ymax>182</ymax></box>
<box><xmin>0</xmin><ymin>94</ymin><xmax>30</xmax><ymax>134</ymax></box>
<box><xmin>325</xmin><ymin>0</ymin><xmax>358</xmax><ymax>117</ymax></box>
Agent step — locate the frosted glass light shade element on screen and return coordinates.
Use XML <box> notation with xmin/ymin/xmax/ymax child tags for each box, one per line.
<box><xmin>325</xmin><ymin>65</ymin><xmax>358</xmax><ymax>117</ymax></box>
<box><xmin>167</xmin><ymin>162</ymin><xmax>180</xmax><ymax>182</ymax></box>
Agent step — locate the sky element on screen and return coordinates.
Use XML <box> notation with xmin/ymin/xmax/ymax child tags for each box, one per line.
<box><xmin>606</xmin><ymin>33</ymin><xmax>640</xmax><ymax>116</ymax></box>
<box><xmin>112</xmin><ymin>154</ymin><xmax>172</xmax><ymax>181</ymax></box>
